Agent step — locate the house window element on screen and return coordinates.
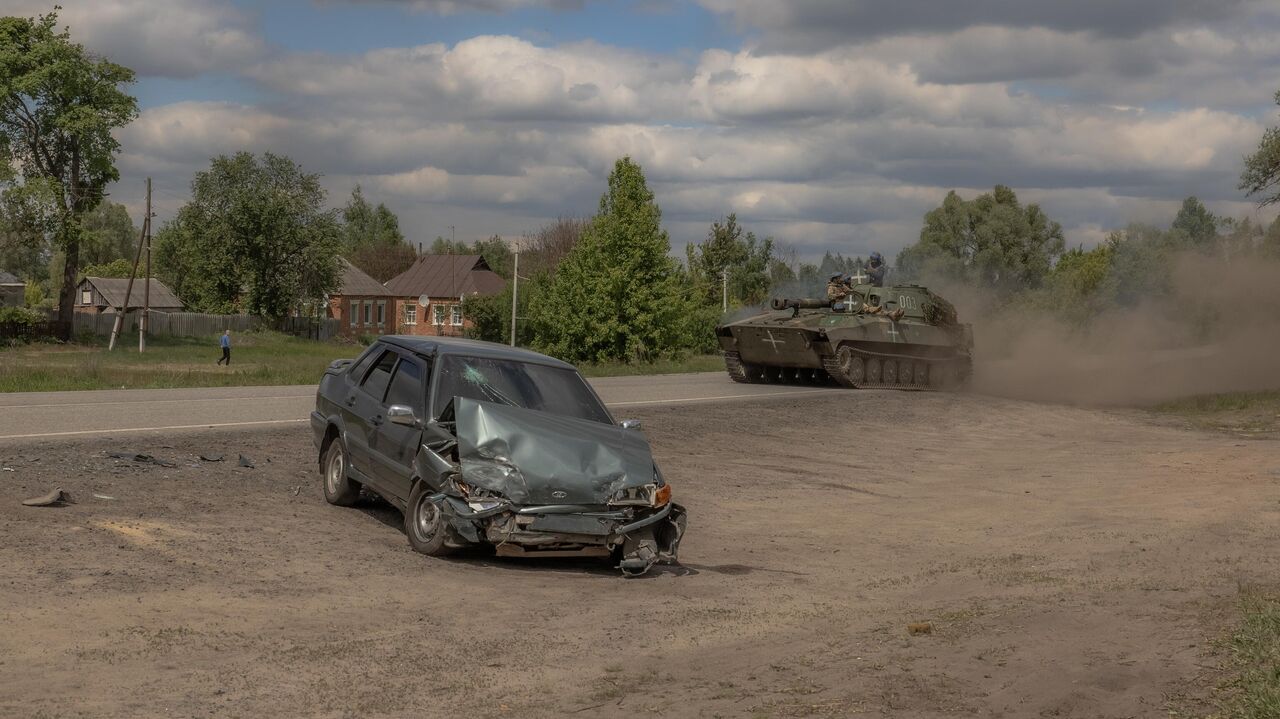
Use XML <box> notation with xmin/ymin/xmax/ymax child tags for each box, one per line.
<box><xmin>81</xmin><ymin>289</ymin><xmax>92</xmax><ymax>305</ymax></box>
<box><xmin>364</xmin><ymin>301</ymin><xmax>372</xmax><ymax>326</ymax></box>
<box><xmin>433</xmin><ymin>303</ymin><xmax>446</xmax><ymax>325</ymax></box>
<box><xmin>450</xmin><ymin>304</ymin><xmax>462</xmax><ymax>326</ymax></box>
<box><xmin>349</xmin><ymin>300</ymin><xmax>357</xmax><ymax>327</ymax></box>
<box><xmin>376</xmin><ymin>301</ymin><xmax>386</xmax><ymax>327</ymax></box>
<box><xmin>404</xmin><ymin>303</ymin><xmax>417</xmax><ymax>325</ymax></box>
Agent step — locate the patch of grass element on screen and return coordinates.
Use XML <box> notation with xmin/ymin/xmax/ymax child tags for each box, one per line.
<box><xmin>0</xmin><ymin>334</ymin><xmax>727</xmax><ymax>392</ymax></box>
<box><xmin>577</xmin><ymin>354</ymin><xmax>724</xmax><ymax>378</ymax></box>
<box><xmin>1209</xmin><ymin>586</ymin><xmax>1280</xmax><ymax>719</ymax></box>
<box><xmin>1152</xmin><ymin>390</ymin><xmax>1280</xmax><ymax>436</ymax></box>
<box><xmin>0</xmin><ymin>331</ymin><xmax>360</xmax><ymax>392</ymax></box>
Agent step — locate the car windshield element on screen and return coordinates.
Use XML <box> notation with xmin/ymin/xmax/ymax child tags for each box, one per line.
<box><xmin>434</xmin><ymin>355</ymin><xmax>612</xmax><ymax>424</ymax></box>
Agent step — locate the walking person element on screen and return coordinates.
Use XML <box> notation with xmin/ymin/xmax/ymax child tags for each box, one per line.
<box><xmin>217</xmin><ymin>329</ymin><xmax>232</xmax><ymax>365</ymax></box>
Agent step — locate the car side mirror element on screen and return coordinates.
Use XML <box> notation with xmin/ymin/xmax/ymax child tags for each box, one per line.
<box><xmin>387</xmin><ymin>404</ymin><xmax>420</xmax><ymax>428</ymax></box>
<box><xmin>619</xmin><ymin>419</ymin><xmax>642</xmax><ymax>430</ymax></box>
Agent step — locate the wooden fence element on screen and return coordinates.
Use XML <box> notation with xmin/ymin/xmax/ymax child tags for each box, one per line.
<box><xmin>69</xmin><ymin>311</ymin><xmax>341</xmax><ymax>341</ymax></box>
<box><xmin>0</xmin><ymin>319</ymin><xmax>70</xmax><ymax>343</ymax></box>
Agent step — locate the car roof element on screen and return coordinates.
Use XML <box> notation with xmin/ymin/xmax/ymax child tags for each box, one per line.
<box><xmin>378</xmin><ymin>336</ymin><xmax>577</xmax><ymax>370</ymax></box>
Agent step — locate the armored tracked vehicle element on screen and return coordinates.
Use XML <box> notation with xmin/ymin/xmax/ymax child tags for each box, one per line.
<box><xmin>716</xmin><ymin>283</ymin><xmax>973</xmax><ymax>390</ymax></box>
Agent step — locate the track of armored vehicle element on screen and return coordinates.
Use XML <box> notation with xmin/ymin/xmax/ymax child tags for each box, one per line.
<box><xmin>715</xmin><ymin>283</ymin><xmax>973</xmax><ymax>391</ymax></box>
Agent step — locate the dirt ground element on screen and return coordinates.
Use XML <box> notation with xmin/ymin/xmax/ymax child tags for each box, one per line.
<box><xmin>1</xmin><ymin>391</ymin><xmax>1277</xmax><ymax>718</ymax></box>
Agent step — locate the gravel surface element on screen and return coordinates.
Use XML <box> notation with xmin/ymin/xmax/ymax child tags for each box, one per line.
<box><xmin>1</xmin><ymin>391</ymin><xmax>1277</xmax><ymax>717</ymax></box>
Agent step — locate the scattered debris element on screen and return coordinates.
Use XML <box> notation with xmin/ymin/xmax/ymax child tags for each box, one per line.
<box><xmin>291</xmin><ymin>485</ymin><xmax>302</xmax><ymax>496</ymax></box>
<box><xmin>108</xmin><ymin>452</ymin><xmax>177</xmax><ymax>468</ymax></box>
<box><xmin>199</xmin><ymin>454</ymin><xmax>225</xmax><ymax>462</ymax></box>
<box><xmin>22</xmin><ymin>488</ymin><xmax>73</xmax><ymax>507</ymax></box>
<box><xmin>907</xmin><ymin>622</ymin><xmax>933</xmax><ymax>635</ymax></box>
<box><xmin>238</xmin><ymin>454</ymin><xmax>255</xmax><ymax>469</ymax></box>
<box><xmin>93</xmin><ymin>494</ymin><xmax>116</xmax><ymax>501</ymax></box>
<box><xmin>2</xmin><ymin>467</ymin><xmax>13</xmax><ymax>472</ymax></box>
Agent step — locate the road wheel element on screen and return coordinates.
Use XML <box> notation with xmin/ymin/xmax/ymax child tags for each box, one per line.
<box><xmin>883</xmin><ymin>359</ymin><xmax>898</xmax><ymax>385</ymax></box>
<box><xmin>914</xmin><ymin>361</ymin><xmax>929</xmax><ymax>386</ymax></box>
<box><xmin>406</xmin><ymin>482</ymin><xmax>456</xmax><ymax>556</ymax></box>
<box><xmin>866</xmin><ymin>357</ymin><xmax>882</xmax><ymax>384</ymax></box>
<box><xmin>322</xmin><ymin>437</ymin><xmax>361</xmax><ymax>507</ymax></box>
<box><xmin>899</xmin><ymin>361</ymin><xmax>913</xmax><ymax>385</ymax></box>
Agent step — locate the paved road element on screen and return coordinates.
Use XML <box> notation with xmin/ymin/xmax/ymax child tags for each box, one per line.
<box><xmin>0</xmin><ymin>373</ymin><xmax>837</xmax><ymax>441</ymax></box>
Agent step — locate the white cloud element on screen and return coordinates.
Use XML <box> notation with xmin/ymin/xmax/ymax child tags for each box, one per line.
<box><xmin>6</xmin><ymin>0</ymin><xmax>265</xmax><ymax>78</ymax></box>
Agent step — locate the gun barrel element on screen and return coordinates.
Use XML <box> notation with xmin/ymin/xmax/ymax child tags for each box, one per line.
<box><xmin>770</xmin><ymin>298</ymin><xmax>830</xmax><ymax>311</ymax></box>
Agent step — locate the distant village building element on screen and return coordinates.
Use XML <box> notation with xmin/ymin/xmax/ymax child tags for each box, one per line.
<box><xmin>327</xmin><ymin>258</ymin><xmax>396</xmax><ymax>337</ymax></box>
<box><xmin>0</xmin><ymin>271</ymin><xmax>23</xmax><ymax>308</ymax></box>
<box><xmin>383</xmin><ymin>255</ymin><xmax>505</xmax><ymax>337</ymax></box>
<box><xmin>75</xmin><ymin>277</ymin><xmax>183</xmax><ymax>313</ymax></box>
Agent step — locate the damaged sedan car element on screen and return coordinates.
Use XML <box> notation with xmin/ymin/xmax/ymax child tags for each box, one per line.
<box><xmin>311</xmin><ymin>337</ymin><xmax>686</xmax><ymax>576</ymax></box>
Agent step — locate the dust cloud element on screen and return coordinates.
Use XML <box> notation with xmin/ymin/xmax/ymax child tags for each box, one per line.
<box><xmin>956</xmin><ymin>255</ymin><xmax>1280</xmax><ymax>406</ymax></box>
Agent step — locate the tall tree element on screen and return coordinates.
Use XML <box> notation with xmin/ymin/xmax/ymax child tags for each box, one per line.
<box><xmin>685</xmin><ymin>213</ymin><xmax>773</xmax><ymax>307</ymax></box>
<box><xmin>1170</xmin><ymin>196</ymin><xmax>1218</xmax><ymax>247</ymax></box>
<box><xmin>530</xmin><ymin>157</ymin><xmax>694</xmax><ymax>363</ymax></box>
<box><xmin>897</xmin><ymin>185</ymin><xmax>1064</xmax><ymax>296</ymax></box>
<box><xmin>0</xmin><ymin>9</ymin><xmax>137</xmax><ymax>334</ymax></box>
<box><xmin>153</xmin><ymin>152</ymin><xmax>341</xmax><ymax>318</ymax></box>
<box><xmin>340</xmin><ymin>185</ymin><xmax>404</xmax><ymax>250</ymax></box>
<box><xmin>1240</xmin><ymin>89</ymin><xmax>1280</xmax><ymax>207</ymax></box>
<box><xmin>78</xmin><ymin>200</ymin><xmax>137</xmax><ymax>266</ymax></box>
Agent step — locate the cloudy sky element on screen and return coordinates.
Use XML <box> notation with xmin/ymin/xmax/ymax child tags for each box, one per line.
<box><xmin>11</xmin><ymin>0</ymin><xmax>1280</xmax><ymax>259</ymax></box>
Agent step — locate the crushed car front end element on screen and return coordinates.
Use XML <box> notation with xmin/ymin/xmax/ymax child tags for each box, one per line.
<box><xmin>417</xmin><ymin>397</ymin><xmax>688</xmax><ymax>576</ymax></box>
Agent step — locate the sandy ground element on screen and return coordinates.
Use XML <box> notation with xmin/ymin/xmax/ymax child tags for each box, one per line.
<box><xmin>1</xmin><ymin>391</ymin><xmax>1277</xmax><ymax>718</ymax></box>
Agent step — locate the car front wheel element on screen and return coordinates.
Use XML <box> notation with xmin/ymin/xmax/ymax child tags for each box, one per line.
<box><xmin>322</xmin><ymin>437</ymin><xmax>361</xmax><ymax>506</ymax></box>
<box><xmin>406</xmin><ymin>482</ymin><xmax>456</xmax><ymax>556</ymax></box>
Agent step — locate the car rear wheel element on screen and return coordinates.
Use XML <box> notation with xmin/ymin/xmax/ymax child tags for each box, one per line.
<box><xmin>322</xmin><ymin>438</ymin><xmax>361</xmax><ymax>506</ymax></box>
<box><xmin>406</xmin><ymin>482</ymin><xmax>456</xmax><ymax>556</ymax></box>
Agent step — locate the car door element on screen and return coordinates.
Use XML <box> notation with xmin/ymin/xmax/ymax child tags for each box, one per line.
<box><xmin>335</xmin><ymin>345</ymin><xmax>382</xmax><ymax>474</ymax></box>
<box><xmin>347</xmin><ymin>348</ymin><xmax>398</xmax><ymax>489</ymax></box>
<box><xmin>367</xmin><ymin>353</ymin><xmax>429</xmax><ymax>503</ymax></box>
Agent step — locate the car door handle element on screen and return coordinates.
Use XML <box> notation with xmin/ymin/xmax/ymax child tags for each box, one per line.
<box><xmin>345</xmin><ymin>395</ymin><xmax>356</xmax><ymax>407</ymax></box>
<box><xmin>371</xmin><ymin>415</ymin><xmax>384</xmax><ymax>426</ymax></box>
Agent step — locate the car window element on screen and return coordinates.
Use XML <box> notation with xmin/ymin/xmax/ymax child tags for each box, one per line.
<box><xmin>384</xmin><ymin>357</ymin><xmax>425</xmax><ymax>415</ymax></box>
<box><xmin>433</xmin><ymin>355</ymin><xmax>611</xmax><ymax>424</ymax></box>
<box><xmin>347</xmin><ymin>345</ymin><xmax>381</xmax><ymax>382</ymax></box>
<box><xmin>360</xmin><ymin>350</ymin><xmax>398</xmax><ymax>401</ymax></box>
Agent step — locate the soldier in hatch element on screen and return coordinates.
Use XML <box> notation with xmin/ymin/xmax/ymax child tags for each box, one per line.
<box><xmin>826</xmin><ymin>272</ymin><xmax>852</xmax><ymax>302</ymax></box>
<box><xmin>866</xmin><ymin>252</ymin><xmax>887</xmax><ymax>287</ymax></box>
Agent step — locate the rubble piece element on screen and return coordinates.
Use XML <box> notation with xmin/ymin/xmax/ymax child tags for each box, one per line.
<box><xmin>93</xmin><ymin>494</ymin><xmax>116</xmax><ymax>500</ymax></box>
<box><xmin>199</xmin><ymin>454</ymin><xmax>225</xmax><ymax>462</ymax></box>
<box><xmin>108</xmin><ymin>452</ymin><xmax>177</xmax><ymax>468</ymax></box>
<box><xmin>238</xmin><ymin>454</ymin><xmax>255</xmax><ymax>468</ymax></box>
<box><xmin>907</xmin><ymin>622</ymin><xmax>933</xmax><ymax>635</ymax></box>
<box><xmin>22</xmin><ymin>488</ymin><xmax>73</xmax><ymax>507</ymax></box>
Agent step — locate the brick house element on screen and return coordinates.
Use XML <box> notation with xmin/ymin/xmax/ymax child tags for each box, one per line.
<box><xmin>75</xmin><ymin>276</ymin><xmax>184</xmax><ymax>313</ymax></box>
<box><xmin>383</xmin><ymin>255</ymin><xmax>506</xmax><ymax>337</ymax></box>
<box><xmin>327</xmin><ymin>258</ymin><xmax>397</xmax><ymax>337</ymax></box>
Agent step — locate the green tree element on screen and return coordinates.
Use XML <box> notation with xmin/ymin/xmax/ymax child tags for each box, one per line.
<box><xmin>685</xmin><ymin>213</ymin><xmax>773</xmax><ymax>307</ymax></box>
<box><xmin>530</xmin><ymin>157</ymin><xmax>694</xmax><ymax>363</ymax></box>
<box><xmin>80</xmin><ymin>257</ymin><xmax>132</xmax><ymax>279</ymax></box>
<box><xmin>154</xmin><ymin>152</ymin><xmax>340</xmax><ymax>318</ymax></box>
<box><xmin>0</xmin><ymin>9</ymin><xmax>137</xmax><ymax>334</ymax></box>
<box><xmin>1240</xmin><ymin>89</ymin><xmax>1280</xmax><ymax>207</ymax></box>
<box><xmin>79</xmin><ymin>200</ymin><xmax>137</xmax><ymax>266</ymax></box>
<box><xmin>1263</xmin><ymin>216</ymin><xmax>1280</xmax><ymax>260</ymax></box>
<box><xmin>339</xmin><ymin>185</ymin><xmax>412</xmax><ymax>282</ymax></box>
<box><xmin>897</xmin><ymin>185</ymin><xmax>1064</xmax><ymax>296</ymax></box>
<box><xmin>428</xmin><ymin>234</ymin><xmax>513</xmax><ymax>278</ymax></box>
<box><xmin>1170</xmin><ymin>196</ymin><xmax>1218</xmax><ymax>247</ymax></box>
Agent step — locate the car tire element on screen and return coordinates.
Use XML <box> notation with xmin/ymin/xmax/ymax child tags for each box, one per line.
<box><xmin>406</xmin><ymin>481</ymin><xmax>456</xmax><ymax>556</ymax></box>
<box><xmin>322</xmin><ymin>437</ymin><xmax>361</xmax><ymax>507</ymax></box>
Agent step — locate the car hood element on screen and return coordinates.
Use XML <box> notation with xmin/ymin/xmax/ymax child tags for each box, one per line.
<box><xmin>453</xmin><ymin>397</ymin><xmax>657</xmax><ymax>506</ymax></box>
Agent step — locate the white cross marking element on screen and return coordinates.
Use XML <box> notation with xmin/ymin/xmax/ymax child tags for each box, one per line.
<box><xmin>885</xmin><ymin>323</ymin><xmax>901</xmax><ymax>342</ymax></box>
<box><xmin>851</xmin><ymin>270</ymin><xmax>868</xmax><ymax>284</ymax></box>
<box><xmin>763</xmin><ymin>330</ymin><xmax>786</xmax><ymax>351</ymax></box>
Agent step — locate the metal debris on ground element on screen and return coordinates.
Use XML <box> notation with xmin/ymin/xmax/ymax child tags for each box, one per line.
<box><xmin>93</xmin><ymin>494</ymin><xmax>116</xmax><ymax>500</ymax></box>
<box><xmin>238</xmin><ymin>454</ymin><xmax>255</xmax><ymax>468</ymax></box>
<box><xmin>22</xmin><ymin>488</ymin><xmax>73</xmax><ymax>507</ymax></box>
<box><xmin>108</xmin><ymin>452</ymin><xmax>178</xmax><ymax>468</ymax></box>
<box><xmin>199</xmin><ymin>454</ymin><xmax>225</xmax><ymax>462</ymax></box>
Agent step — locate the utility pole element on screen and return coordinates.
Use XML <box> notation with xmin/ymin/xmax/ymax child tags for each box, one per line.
<box><xmin>108</xmin><ymin>186</ymin><xmax>150</xmax><ymax>351</ymax></box>
<box><xmin>721</xmin><ymin>268</ymin><xmax>728</xmax><ymax>313</ymax></box>
<box><xmin>139</xmin><ymin>178</ymin><xmax>151</xmax><ymax>352</ymax></box>
<box><xmin>509</xmin><ymin>248</ymin><xmax>519</xmax><ymax>346</ymax></box>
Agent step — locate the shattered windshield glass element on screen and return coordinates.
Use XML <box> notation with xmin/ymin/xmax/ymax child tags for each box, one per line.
<box><xmin>434</xmin><ymin>355</ymin><xmax>612</xmax><ymax>424</ymax></box>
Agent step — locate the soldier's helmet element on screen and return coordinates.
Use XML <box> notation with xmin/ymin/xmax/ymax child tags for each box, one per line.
<box><xmin>869</xmin><ymin>251</ymin><xmax>883</xmax><ymax>263</ymax></box>
<box><xmin>829</xmin><ymin>272</ymin><xmax>844</xmax><ymax>281</ymax></box>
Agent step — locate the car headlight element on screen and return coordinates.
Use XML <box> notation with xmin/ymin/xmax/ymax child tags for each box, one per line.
<box><xmin>454</xmin><ymin>476</ymin><xmax>507</xmax><ymax>512</ymax></box>
<box><xmin>609</xmin><ymin>482</ymin><xmax>671</xmax><ymax>507</ymax></box>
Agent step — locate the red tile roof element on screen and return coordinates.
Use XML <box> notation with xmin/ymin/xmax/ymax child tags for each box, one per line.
<box><xmin>384</xmin><ymin>255</ymin><xmax>506</xmax><ymax>299</ymax></box>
